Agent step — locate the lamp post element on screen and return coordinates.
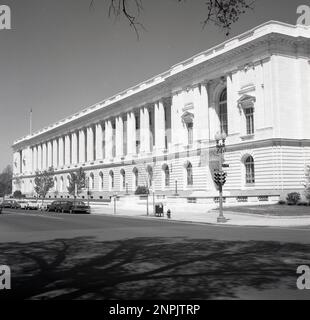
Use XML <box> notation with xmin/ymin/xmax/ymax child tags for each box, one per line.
<box><xmin>215</xmin><ymin>132</ymin><xmax>228</xmax><ymax>223</ymax></box>
<box><xmin>86</xmin><ymin>177</ymin><xmax>90</xmax><ymax>208</ymax></box>
<box><xmin>174</xmin><ymin>180</ymin><xmax>178</xmax><ymax>196</ymax></box>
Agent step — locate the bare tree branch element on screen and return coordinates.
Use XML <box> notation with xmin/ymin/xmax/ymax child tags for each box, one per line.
<box><xmin>89</xmin><ymin>0</ymin><xmax>255</xmax><ymax>38</ymax></box>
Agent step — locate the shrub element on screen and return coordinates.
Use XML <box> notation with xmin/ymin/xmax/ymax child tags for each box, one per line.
<box><xmin>278</xmin><ymin>200</ymin><xmax>286</xmax><ymax>205</ymax></box>
<box><xmin>297</xmin><ymin>201</ymin><xmax>308</xmax><ymax>206</ymax></box>
<box><xmin>286</xmin><ymin>192</ymin><xmax>301</xmax><ymax>205</ymax></box>
<box><xmin>135</xmin><ymin>186</ymin><xmax>149</xmax><ymax>195</ymax></box>
<box><xmin>13</xmin><ymin>190</ymin><xmax>23</xmax><ymax>199</ymax></box>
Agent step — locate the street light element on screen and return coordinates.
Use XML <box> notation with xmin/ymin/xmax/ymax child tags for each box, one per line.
<box><xmin>86</xmin><ymin>177</ymin><xmax>90</xmax><ymax>208</ymax></box>
<box><xmin>214</xmin><ymin>132</ymin><xmax>228</xmax><ymax>223</ymax></box>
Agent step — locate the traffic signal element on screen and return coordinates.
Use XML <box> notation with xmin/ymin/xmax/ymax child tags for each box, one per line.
<box><xmin>214</xmin><ymin>170</ymin><xmax>227</xmax><ymax>186</ymax></box>
<box><xmin>219</xmin><ymin>171</ymin><xmax>227</xmax><ymax>186</ymax></box>
<box><xmin>213</xmin><ymin>170</ymin><xmax>221</xmax><ymax>185</ymax></box>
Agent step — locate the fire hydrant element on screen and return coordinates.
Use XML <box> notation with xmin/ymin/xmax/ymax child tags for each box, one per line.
<box><xmin>167</xmin><ymin>209</ymin><xmax>171</xmax><ymax>219</ymax></box>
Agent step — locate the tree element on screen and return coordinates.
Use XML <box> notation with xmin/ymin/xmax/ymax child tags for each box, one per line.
<box><xmin>67</xmin><ymin>167</ymin><xmax>86</xmax><ymax>197</ymax></box>
<box><xmin>304</xmin><ymin>165</ymin><xmax>310</xmax><ymax>201</ymax></box>
<box><xmin>0</xmin><ymin>165</ymin><xmax>13</xmax><ymax>199</ymax></box>
<box><xmin>90</xmin><ymin>0</ymin><xmax>255</xmax><ymax>37</ymax></box>
<box><xmin>34</xmin><ymin>167</ymin><xmax>55</xmax><ymax>202</ymax></box>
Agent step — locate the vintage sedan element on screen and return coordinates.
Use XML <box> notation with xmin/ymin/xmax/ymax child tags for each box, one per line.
<box><xmin>26</xmin><ymin>200</ymin><xmax>41</xmax><ymax>210</ymax></box>
<box><xmin>1</xmin><ymin>200</ymin><xmax>21</xmax><ymax>209</ymax></box>
<box><xmin>17</xmin><ymin>200</ymin><xmax>29</xmax><ymax>210</ymax></box>
<box><xmin>47</xmin><ymin>200</ymin><xmax>91</xmax><ymax>214</ymax></box>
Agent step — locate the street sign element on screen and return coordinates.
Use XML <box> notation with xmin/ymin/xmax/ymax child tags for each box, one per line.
<box><xmin>222</xmin><ymin>164</ymin><xmax>230</xmax><ymax>168</ymax></box>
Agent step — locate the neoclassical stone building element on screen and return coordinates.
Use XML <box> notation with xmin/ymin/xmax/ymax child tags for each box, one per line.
<box><xmin>12</xmin><ymin>21</ymin><xmax>310</xmax><ymax>202</ymax></box>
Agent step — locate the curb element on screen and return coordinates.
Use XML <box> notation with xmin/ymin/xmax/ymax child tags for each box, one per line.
<box><xmin>90</xmin><ymin>211</ymin><xmax>310</xmax><ymax>229</ymax></box>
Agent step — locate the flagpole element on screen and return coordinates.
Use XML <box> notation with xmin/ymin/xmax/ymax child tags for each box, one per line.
<box><xmin>30</xmin><ymin>109</ymin><xmax>33</xmax><ymax>135</ymax></box>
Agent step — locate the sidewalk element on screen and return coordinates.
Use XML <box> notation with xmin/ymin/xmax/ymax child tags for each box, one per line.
<box><xmin>90</xmin><ymin>204</ymin><xmax>310</xmax><ymax>228</ymax></box>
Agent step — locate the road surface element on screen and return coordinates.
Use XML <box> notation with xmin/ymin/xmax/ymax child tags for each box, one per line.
<box><xmin>0</xmin><ymin>209</ymin><xmax>309</xmax><ymax>300</ymax></box>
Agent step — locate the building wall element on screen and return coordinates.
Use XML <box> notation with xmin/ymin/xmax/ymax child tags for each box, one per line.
<box><xmin>11</xmin><ymin>22</ymin><xmax>310</xmax><ymax>200</ymax></box>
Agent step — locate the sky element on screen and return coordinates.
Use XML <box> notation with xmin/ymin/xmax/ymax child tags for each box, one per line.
<box><xmin>0</xmin><ymin>0</ymin><xmax>305</xmax><ymax>171</ymax></box>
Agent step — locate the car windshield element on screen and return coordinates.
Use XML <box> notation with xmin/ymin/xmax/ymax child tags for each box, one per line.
<box><xmin>75</xmin><ymin>202</ymin><xmax>85</xmax><ymax>206</ymax></box>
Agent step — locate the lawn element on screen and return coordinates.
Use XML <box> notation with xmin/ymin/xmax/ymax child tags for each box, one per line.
<box><xmin>223</xmin><ymin>204</ymin><xmax>310</xmax><ymax>216</ymax></box>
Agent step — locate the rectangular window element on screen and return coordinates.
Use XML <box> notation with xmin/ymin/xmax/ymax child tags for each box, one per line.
<box><xmin>245</xmin><ymin>107</ymin><xmax>254</xmax><ymax>135</ymax></box>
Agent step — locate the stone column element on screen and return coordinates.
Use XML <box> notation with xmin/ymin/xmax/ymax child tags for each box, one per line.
<box><xmin>37</xmin><ymin>144</ymin><xmax>42</xmax><ymax>170</ymax></box>
<box><xmin>30</xmin><ymin>147</ymin><xmax>34</xmax><ymax>173</ymax></box>
<box><xmin>105</xmin><ymin>120</ymin><xmax>113</xmax><ymax>160</ymax></box>
<box><xmin>139</xmin><ymin>108</ymin><xmax>145</xmax><ymax>153</ymax></box>
<box><xmin>116</xmin><ymin>116</ymin><xmax>124</xmax><ymax>157</ymax></box>
<box><xmin>192</xmin><ymin>83</ymin><xmax>209</xmax><ymax>143</ymax></box>
<box><xmin>33</xmin><ymin>146</ymin><xmax>38</xmax><ymax>171</ymax></box>
<box><xmin>140</xmin><ymin>107</ymin><xmax>150</xmax><ymax>153</ymax></box>
<box><xmin>58</xmin><ymin>137</ymin><xmax>64</xmax><ymax>167</ymax></box>
<box><xmin>52</xmin><ymin>139</ymin><xmax>58</xmax><ymax>168</ymax></box>
<box><xmin>127</xmin><ymin>112</ymin><xmax>136</xmax><ymax>155</ymax></box>
<box><xmin>95</xmin><ymin>123</ymin><xmax>103</xmax><ymax>160</ymax></box>
<box><xmin>42</xmin><ymin>143</ymin><xmax>47</xmax><ymax>170</ymax></box>
<box><xmin>65</xmin><ymin>135</ymin><xmax>71</xmax><ymax>166</ymax></box>
<box><xmin>171</xmin><ymin>93</ymin><xmax>181</xmax><ymax>147</ymax></box>
<box><xmin>155</xmin><ymin>101</ymin><xmax>166</xmax><ymax>151</ymax></box>
<box><xmin>47</xmin><ymin>141</ymin><xmax>53</xmax><ymax>168</ymax></box>
<box><xmin>78</xmin><ymin>129</ymin><xmax>85</xmax><ymax>164</ymax></box>
<box><xmin>87</xmin><ymin>126</ymin><xmax>95</xmax><ymax>162</ymax></box>
<box><xmin>71</xmin><ymin>131</ymin><xmax>78</xmax><ymax>165</ymax></box>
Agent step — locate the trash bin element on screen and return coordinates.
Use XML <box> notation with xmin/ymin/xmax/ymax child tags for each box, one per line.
<box><xmin>155</xmin><ymin>203</ymin><xmax>164</xmax><ymax>216</ymax></box>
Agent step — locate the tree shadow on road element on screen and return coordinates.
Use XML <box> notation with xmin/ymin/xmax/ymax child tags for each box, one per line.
<box><xmin>0</xmin><ymin>237</ymin><xmax>309</xmax><ymax>300</ymax></box>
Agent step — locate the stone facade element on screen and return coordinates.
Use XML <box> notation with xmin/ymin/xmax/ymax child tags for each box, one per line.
<box><xmin>12</xmin><ymin>21</ymin><xmax>310</xmax><ymax>200</ymax></box>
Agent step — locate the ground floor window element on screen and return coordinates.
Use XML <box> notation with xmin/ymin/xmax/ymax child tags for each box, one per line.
<box><xmin>245</xmin><ymin>156</ymin><xmax>255</xmax><ymax>184</ymax></box>
<box><xmin>186</xmin><ymin>162</ymin><xmax>193</xmax><ymax>186</ymax></box>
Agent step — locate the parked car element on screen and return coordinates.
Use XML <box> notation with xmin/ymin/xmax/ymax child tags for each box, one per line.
<box><xmin>47</xmin><ymin>200</ymin><xmax>90</xmax><ymax>214</ymax></box>
<box><xmin>17</xmin><ymin>200</ymin><xmax>29</xmax><ymax>210</ymax></box>
<box><xmin>1</xmin><ymin>200</ymin><xmax>21</xmax><ymax>209</ymax></box>
<box><xmin>26</xmin><ymin>200</ymin><xmax>40</xmax><ymax>210</ymax></box>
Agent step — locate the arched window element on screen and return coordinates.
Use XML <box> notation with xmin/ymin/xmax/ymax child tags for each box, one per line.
<box><xmin>109</xmin><ymin>171</ymin><xmax>114</xmax><ymax>191</ymax></box>
<box><xmin>66</xmin><ymin>175</ymin><xmax>70</xmax><ymax>189</ymax></box>
<box><xmin>163</xmin><ymin>164</ymin><xmax>170</xmax><ymax>187</ymax></box>
<box><xmin>99</xmin><ymin>172</ymin><xmax>104</xmax><ymax>191</ymax></box>
<box><xmin>186</xmin><ymin>162</ymin><xmax>193</xmax><ymax>186</ymax></box>
<box><xmin>120</xmin><ymin>169</ymin><xmax>126</xmax><ymax>191</ymax></box>
<box><xmin>219</xmin><ymin>89</ymin><xmax>228</xmax><ymax>135</ymax></box>
<box><xmin>245</xmin><ymin>156</ymin><xmax>255</xmax><ymax>184</ymax></box>
<box><xmin>133</xmin><ymin>168</ymin><xmax>139</xmax><ymax>189</ymax></box>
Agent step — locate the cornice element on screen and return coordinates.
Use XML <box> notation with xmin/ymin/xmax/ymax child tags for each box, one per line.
<box><xmin>13</xmin><ymin>21</ymin><xmax>310</xmax><ymax>149</ymax></box>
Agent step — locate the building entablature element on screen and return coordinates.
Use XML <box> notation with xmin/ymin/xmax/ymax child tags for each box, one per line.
<box><xmin>13</xmin><ymin>21</ymin><xmax>310</xmax><ymax>150</ymax></box>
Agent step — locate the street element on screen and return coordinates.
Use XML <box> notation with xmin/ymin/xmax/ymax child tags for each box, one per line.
<box><xmin>0</xmin><ymin>209</ymin><xmax>310</xmax><ymax>300</ymax></box>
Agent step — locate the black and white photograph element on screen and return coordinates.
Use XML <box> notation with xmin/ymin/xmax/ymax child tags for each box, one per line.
<box><xmin>0</xmin><ymin>0</ymin><xmax>310</xmax><ymax>305</ymax></box>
